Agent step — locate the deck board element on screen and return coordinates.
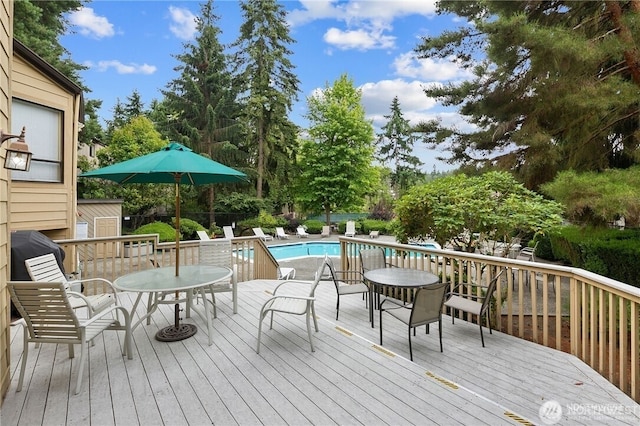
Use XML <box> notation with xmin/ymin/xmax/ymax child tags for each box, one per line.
<box><xmin>3</xmin><ymin>279</ymin><xmax>638</xmax><ymax>425</ymax></box>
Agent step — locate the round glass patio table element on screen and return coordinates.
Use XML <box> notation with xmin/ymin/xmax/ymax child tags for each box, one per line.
<box><xmin>364</xmin><ymin>268</ymin><xmax>440</xmax><ymax>327</ymax></box>
<box><xmin>114</xmin><ymin>265</ymin><xmax>231</xmax><ymax>344</ymax></box>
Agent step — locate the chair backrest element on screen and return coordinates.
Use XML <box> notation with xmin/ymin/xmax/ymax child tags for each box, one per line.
<box><xmin>323</xmin><ymin>255</ymin><xmax>340</xmax><ymax>288</ymax></box>
<box><xmin>199</xmin><ymin>239</ymin><xmax>233</xmax><ymax>268</ymax></box>
<box><xmin>309</xmin><ymin>260</ymin><xmax>328</xmax><ymax>298</ymax></box>
<box><xmin>276</xmin><ymin>227</ymin><xmax>287</xmax><ymax>237</ymax></box>
<box><xmin>253</xmin><ymin>227</ymin><xmax>266</xmax><ymax>238</ymax></box>
<box><xmin>359</xmin><ymin>248</ymin><xmax>387</xmax><ymax>273</ymax></box>
<box><xmin>479</xmin><ymin>269</ymin><xmax>506</xmax><ymax>312</ymax></box>
<box><xmin>410</xmin><ymin>282</ymin><xmax>448</xmax><ymax>326</ymax></box>
<box><xmin>223</xmin><ymin>226</ymin><xmax>235</xmax><ymax>239</ymax></box>
<box><xmin>8</xmin><ymin>281</ymin><xmax>81</xmax><ymax>342</ymax></box>
<box><xmin>296</xmin><ymin>226</ymin><xmax>307</xmax><ymax>235</ymax></box>
<box><xmin>321</xmin><ymin>226</ymin><xmax>330</xmax><ymax>236</ymax></box>
<box><xmin>25</xmin><ymin>253</ymin><xmax>68</xmax><ymax>284</ymax></box>
<box><xmin>197</xmin><ymin>230</ymin><xmax>211</xmax><ymax>240</ymax></box>
<box><xmin>346</xmin><ymin>221</ymin><xmax>356</xmax><ymax>234</ymax></box>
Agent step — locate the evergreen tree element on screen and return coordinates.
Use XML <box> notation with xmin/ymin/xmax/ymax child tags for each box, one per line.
<box><xmin>297</xmin><ymin>74</ymin><xmax>378</xmax><ymax>224</ymax></box>
<box><xmin>13</xmin><ymin>0</ymin><xmax>87</xmax><ymax>89</ymax></box>
<box><xmin>231</xmin><ymin>0</ymin><xmax>300</xmax><ymax>199</ymax></box>
<box><xmin>161</xmin><ymin>0</ymin><xmax>246</xmax><ymax>224</ymax></box>
<box><xmin>415</xmin><ymin>0</ymin><xmax>640</xmax><ymax>189</ymax></box>
<box><xmin>377</xmin><ymin>96</ymin><xmax>424</xmax><ymax>197</ymax></box>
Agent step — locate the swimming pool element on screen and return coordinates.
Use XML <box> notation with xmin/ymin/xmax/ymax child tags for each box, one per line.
<box><xmin>251</xmin><ymin>241</ymin><xmax>440</xmax><ymax>261</ymax></box>
<box><xmin>267</xmin><ymin>242</ymin><xmax>341</xmax><ymax>261</ymax></box>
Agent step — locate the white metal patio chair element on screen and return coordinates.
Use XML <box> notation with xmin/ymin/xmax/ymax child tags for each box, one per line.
<box><xmin>8</xmin><ymin>281</ymin><xmax>133</xmax><ymax>394</ymax></box>
<box><xmin>199</xmin><ymin>239</ymin><xmax>238</xmax><ymax>315</ymax></box>
<box><xmin>197</xmin><ymin>230</ymin><xmax>211</xmax><ymax>240</ymax></box>
<box><xmin>256</xmin><ymin>261</ymin><xmax>326</xmax><ymax>354</ymax></box>
<box><xmin>25</xmin><ymin>253</ymin><xmax>118</xmax><ymax>317</ymax></box>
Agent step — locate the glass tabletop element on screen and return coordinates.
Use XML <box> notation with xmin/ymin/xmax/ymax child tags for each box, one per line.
<box><xmin>114</xmin><ymin>265</ymin><xmax>232</xmax><ymax>292</ymax></box>
<box><xmin>364</xmin><ymin>268</ymin><xmax>439</xmax><ymax>288</ymax></box>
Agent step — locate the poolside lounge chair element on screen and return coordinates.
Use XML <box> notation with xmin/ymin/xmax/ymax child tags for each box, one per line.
<box><xmin>253</xmin><ymin>227</ymin><xmax>273</xmax><ymax>241</ymax></box>
<box><xmin>369</xmin><ymin>230</ymin><xmax>380</xmax><ymax>238</ymax></box>
<box><xmin>296</xmin><ymin>226</ymin><xmax>309</xmax><ymax>238</ymax></box>
<box><xmin>197</xmin><ymin>230</ymin><xmax>210</xmax><ymax>240</ymax></box>
<box><xmin>321</xmin><ymin>226</ymin><xmax>331</xmax><ymax>237</ymax></box>
<box><xmin>275</xmin><ymin>227</ymin><xmax>289</xmax><ymax>239</ymax></box>
<box><xmin>345</xmin><ymin>221</ymin><xmax>356</xmax><ymax>237</ymax></box>
<box><xmin>223</xmin><ymin>226</ymin><xmax>235</xmax><ymax>239</ymax></box>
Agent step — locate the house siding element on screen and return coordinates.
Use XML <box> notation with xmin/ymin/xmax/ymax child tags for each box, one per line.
<box><xmin>0</xmin><ymin>0</ymin><xmax>12</xmax><ymax>401</ymax></box>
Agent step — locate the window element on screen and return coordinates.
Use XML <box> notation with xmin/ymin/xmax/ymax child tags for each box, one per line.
<box><xmin>10</xmin><ymin>99</ymin><xmax>63</xmax><ymax>182</ymax></box>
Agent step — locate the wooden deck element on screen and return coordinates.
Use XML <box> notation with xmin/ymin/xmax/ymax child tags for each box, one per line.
<box><xmin>2</xmin><ymin>279</ymin><xmax>638</xmax><ymax>425</ymax></box>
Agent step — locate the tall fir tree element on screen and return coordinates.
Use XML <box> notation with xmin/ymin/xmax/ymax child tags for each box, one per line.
<box><xmin>377</xmin><ymin>97</ymin><xmax>424</xmax><ymax>197</ymax></box>
<box><xmin>415</xmin><ymin>0</ymin><xmax>640</xmax><ymax>189</ymax></box>
<box><xmin>161</xmin><ymin>0</ymin><xmax>245</xmax><ymax>224</ymax></box>
<box><xmin>231</xmin><ymin>0</ymin><xmax>300</xmax><ymax>199</ymax></box>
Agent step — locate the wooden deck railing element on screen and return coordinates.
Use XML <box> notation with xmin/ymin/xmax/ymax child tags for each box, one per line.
<box><xmin>54</xmin><ymin>234</ymin><xmax>639</xmax><ymax>402</ymax></box>
<box><xmin>339</xmin><ymin>237</ymin><xmax>640</xmax><ymax>402</ymax></box>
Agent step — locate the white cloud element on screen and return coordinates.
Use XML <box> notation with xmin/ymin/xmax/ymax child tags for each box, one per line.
<box><xmin>324</xmin><ymin>27</ymin><xmax>395</xmax><ymax>50</ymax></box>
<box><xmin>68</xmin><ymin>7</ymin><xmax>114</xmax><ymax>39</ymax></box>
<box><xmin>393</xmin><ymin>51</ymin><xmax>473</xmax><ymax>81</ymax></box>
<box><xmin>359</xmin><ymin>79</ymin><xmax>437</xmax><ymax>117</ymax></box>
<box><xmin>88</xmin><ymin>60</ymin><xmax>157</xmax><ymax>75</ymax></box>
<box><xmin>168</xmin><ymin>6</ymin><xmax>197</xmax><ymax>40</ymax></box>
<box><xmin>288</xmin><ymin>0</ymin><xmax>437</xmax><ymax>27</ymax></box>
<box><xmin>289</xmin><ymin>1</ymin><xmax>438</xmax><ymax>52</ymax></box>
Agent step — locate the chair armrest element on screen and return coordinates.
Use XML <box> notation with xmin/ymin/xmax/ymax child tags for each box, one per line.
<box><xmin>71</xmin><ymin>277</ymin><xmax>118</xmax><ymax>293</ymax></box>
<box><xmin>380</xmin><ymin>298</ymin><xmax>410</xmax><ymax>310</ymax></box>
<box><xmin>272</xmin><ymin>279</ymin><xmax>315</xmax><ymax>295</ymax></box>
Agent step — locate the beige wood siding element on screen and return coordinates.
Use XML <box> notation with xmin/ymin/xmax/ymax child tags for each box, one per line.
<box><xmin>9</xmin><ymin>54</ymin><xmax>79</xmax><ymax>238</ymax></box>
<box><xmin>0</xmin><ymin>0</ymin><xmax>12</xmax><ymax>401</ymax></box>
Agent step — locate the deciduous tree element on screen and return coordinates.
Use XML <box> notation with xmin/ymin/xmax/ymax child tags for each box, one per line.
<box><xmin>296</xmin><ymin>74</ymin><xmax>378</xmax><ymax>224</ymax></box>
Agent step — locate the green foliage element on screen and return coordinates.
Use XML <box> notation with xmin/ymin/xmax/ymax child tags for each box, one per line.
<box><xmin>302</xmin><ymin>220</ymin><xmax>324</xmax><ymax>234</ymax></box>
<box><xmin>377</xmin><ymin>96</ymin><xmax>425</xmax><ymax>197</ymax></box>
<box><xmin>296</xmin><ymin>74</ymin><xmax>379</xmax><ymax>223</ymax></box>
<box><xmin>237</xmin><ymin>210</ymin><xmax>287</xmax><ymax>235</ymax></box>
<box><xmin>549</xmin><ymin>226</ymin><xmax>640</xmax><ymax>287</ymax></box>
<box><xmin>209</xmin><ymin>223</ymin><xmax>223</xmax><ymax>237</ymax></box>
<box><xmin>132</xmin><ymin>221</ymin><xmax>177</xmax><ymax>243</ymax></box>
<box><xmin>215</xmin><ymin>193</ymin><xmax>269</xmax><ymax>216</ymax></box>
<box><xmin>394</xmin><ymin>171</ymin><xmax>564</xmax><ymax>250</ymax></box>
<box><xmin>172</xmin><ymin>217</ymin><xmax>206</xmax><ymax>240</ymax></box>
<box><xmin>415</xmin><ymin>1</ymin><xmax>640</xmax><ymax>188</ymax></box>
<box><xmin>541</xmin><ymin>167</ymin><xmax>640</xmax><ymax>227</ymax></box>
<box><xmin>532</xmin><ymin>232</ymin><xmax>554</xmax><ymax>260</ymax></box>
<box><xmin>231</xmin><ymin>0</ymin><xmax>300</xmax><ymax>198</ymax></box>
<box><xmin>359</xmin><ymin>219</ymin><xmax>390</xmax><ymax>234</ymax></box>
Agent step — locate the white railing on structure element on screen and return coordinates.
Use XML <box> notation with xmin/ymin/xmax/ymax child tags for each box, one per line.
<box><xmin>54</xmin><ymin>234</ymin><xmax>279</xmax><ymax>286</ymax></box>
<box><xmin>339</xmin><ymin>237</ymin><xmax>640</xmax><ymax>403</ymax></box>
<box><xmin>52</xmin><ymin>233</ymin><xmax>639</xmax><ymax>402</ymax></box>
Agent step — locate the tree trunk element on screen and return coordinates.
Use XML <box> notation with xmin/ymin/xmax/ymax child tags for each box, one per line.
<box><xmin>257</xmin><ymin>116</ymin><xmax>264</xmax><ymax>198</ymax></box>
<box><xmin>324</xmin><ymin>203</ymin><xmax>331</xmax><ymax>226</ymax></box>
<box><xmin>606</xmin><ymin>1</ymin><xmax>640</xmax><ymax>85</ymax></box>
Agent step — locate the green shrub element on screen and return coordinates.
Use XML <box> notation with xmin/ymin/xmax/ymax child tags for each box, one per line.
<box><xmin>238</xmin><ymin>210</ymin><xmax>287</xmax><ymax>236</ymax></box>
<box><xmin>133</xmin><ymin>221</ymin><xmax>177</xmax><ymax>242</ymax></box>
<box><xmin>359</xmin><ymin>219</ymin><xmax>389</xmax><ymax>234</ymax></box>
<box><xmin>302</xmin><ymin>219</ymin><xmax>324</xmax><ymax>234</ymax></box>
<box><xmin>172</xmin><ymin>217</ymin><xmax>205</xmax><ymax>240</ymax></box>
<box><xmin>209</xmin><ymin>223</ymin><xmax>223</xmax><ymax>237</ymax></box>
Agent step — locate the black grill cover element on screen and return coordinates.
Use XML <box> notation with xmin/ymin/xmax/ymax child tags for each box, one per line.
<box><xmin>10</xmin><ymin>230</ymin><xmax>66</xmax><ymax>318</ymax></box>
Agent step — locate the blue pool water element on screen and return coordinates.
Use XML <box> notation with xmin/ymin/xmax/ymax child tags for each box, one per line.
<box><xmin>268</xmin><ymin>242</ymin><xmax>340</xmax><ymax>260</ymax></box>
<box><xmin>256</xmin><ymin>241</ymin><xmax>440</xmax><ymax>261</ymax></box>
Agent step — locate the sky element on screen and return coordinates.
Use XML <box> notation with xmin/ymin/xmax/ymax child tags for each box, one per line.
<box><xmin>60</xmin><ymin>0</ymin><xmax>474</xmax><ymax>172</ymax></box>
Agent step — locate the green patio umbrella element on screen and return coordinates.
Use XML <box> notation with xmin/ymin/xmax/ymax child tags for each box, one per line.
<box><xmin>81</xmin><ymin>142</ymin><xmax>247</xmax><ymax>341</ymax></box>
<box><xmin>81</xmin><ymin>142</ymin><xmax>248</xmax><ymax>276</ymax></box>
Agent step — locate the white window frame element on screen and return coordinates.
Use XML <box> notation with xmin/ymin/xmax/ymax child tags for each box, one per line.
<box><xmin>10</xmin><ymin>99</ymin><xmax>63</xmax><ymax>183</ymax></box>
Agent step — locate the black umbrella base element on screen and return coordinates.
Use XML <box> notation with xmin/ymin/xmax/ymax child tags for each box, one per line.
<box><xmin>155</xmin><ymin>323</ymin><xmax>197</xmax><ymax>342</ymax></box>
